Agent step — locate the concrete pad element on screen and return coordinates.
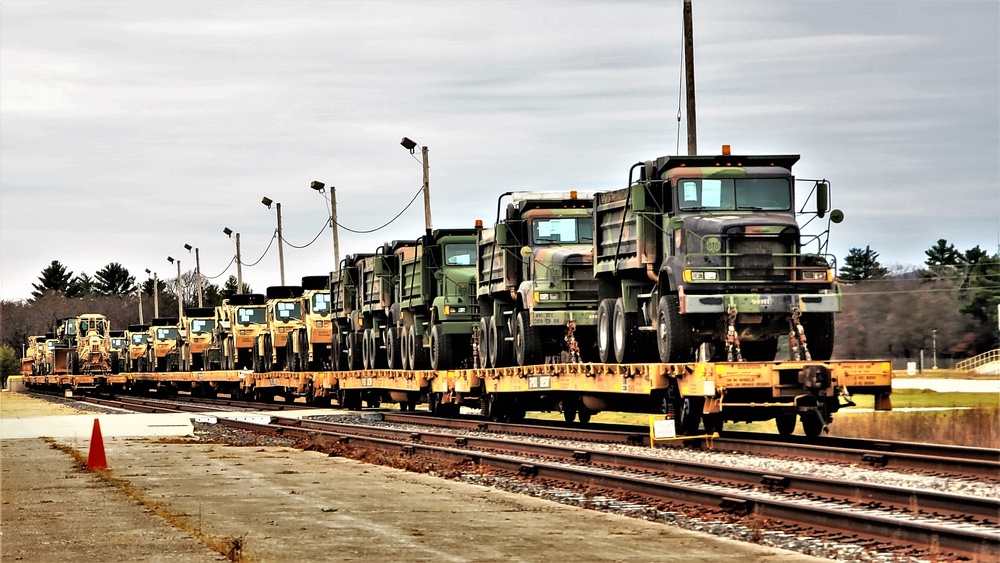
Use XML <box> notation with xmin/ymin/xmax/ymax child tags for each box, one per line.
<box><xmin>0</xmin><ymin>412</ymin><xmax>198</xmax><ymax>440</ymax></box>
<box><xmin>1</xmin><ymin>438</ymin><xmax>225</xmax><ymax>562</ymax></box>
<box><xmin>23</xmin><ymin>438</ymin><xmax>823</xmax><ymax>563</ymax></box>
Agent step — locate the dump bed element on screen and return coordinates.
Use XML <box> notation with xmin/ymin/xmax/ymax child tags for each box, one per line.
<box><xmin>593</xmin><ymin>183</ymin><xmax>669</xmax><ymax>275</ymax></box>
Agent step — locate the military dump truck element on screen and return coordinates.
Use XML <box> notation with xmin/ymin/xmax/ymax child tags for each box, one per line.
<box><xmin>255</xmin><ymin>286</ymin><xmax>304</xmax><ymax>372</ymax></box>
<box><xmin>147</xmin><ymin>317</ymin><xmax>183</xmax><ymax>372</ymax></box>
<box><xmin>285</xmin><ymin>275</ymin><xmax>333</xmax><ymax>371</ymax></box>
<box><xmin>477</xmin><ymin>191</ymin><xmax>600</xmax><ymax>367</ymax></box>
<box><xmin>109</xmin><ymin>330</ymin><xmax>127</xmax><ymax>373</ymax></box>
<box><xmin>20</xmin><ymin>335</ymin><xmax>46</xmax><ymax>375</ymax></box>
<box><xmin>40</xmin><ymin>334</ymin><xmax>58</xmax><ymax>375</ymax></box>
<box><xmin>331</xmin><ymin>253</ymin><xmax>372</xmax><ymax>371</ymax></box>
<box><xmin>181</xmin><ymin>308</ymin><xmax>221</xmax><ymax>371</ymax></box>
<box><xmin>389</xmin><ymin>229</ymin><xmax>479</xmax><ymax>371</ymax></box>
<box><xmin>593</xmin><ymin>148</ymin><xmax>842</xmax><ymax>364</ymax></box>
<box><xmin>127</xmin><ymin>324</ymin><xmax>151</xmax><ymax>372</ymax></box>
<box><xmin>52</xmin><ymin>314</ymin><xmax>114</xmax><ymax>375</ymax></box>
<box><xmin>216</xmin><ymin>293</ymin><xmax>268</xmax><ymax>370</ymax></box>
<box><xmin>353</xmin><ymin>250</ymin><xmax>399</xmax><ymax>371</ymax></box>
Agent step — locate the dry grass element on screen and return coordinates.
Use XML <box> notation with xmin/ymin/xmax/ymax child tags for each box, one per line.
<box><xmin>829</xmin><ymin>407</ymin><xmax>999</xmax><ymax>448</ymax></box>
<box><xmin>44</xmin><ymin>438</ymin><xmax>254</xmax><ymax>562</ymax></box>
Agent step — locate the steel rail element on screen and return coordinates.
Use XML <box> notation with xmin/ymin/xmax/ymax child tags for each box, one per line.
<box><xmin>220</xmin><ymin>416</ymin><xmax>999</xmax><ymax>560</ymax></box>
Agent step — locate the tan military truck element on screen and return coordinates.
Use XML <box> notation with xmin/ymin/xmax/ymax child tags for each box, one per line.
<box><xmin>109</xmin><ymin>330</ymin><xmax>128</xmax><ymax>374</ymax></box>
<box><xmin>127</xmin><ymin>324</ymin><xmax>151</xmax><ymax>372</ymax></box>
<box><xmin>147</xmin><ymin>317</ymin><xmax>183</xmax><ymax>372</ymax></box>
<box><xmin>286</xmin><ymin>275</ymin><xmax>334</xmax><ymax>371</ymax></box>
<box><xmin>20</xmin><ymin>335</ymin><xmax>46</xmax><ymax>375</ymax></box>
<box><xmin>255</xmin><ymin>286</ymin><xmax>304</xmax><ymax>372</ymax></box>
<box><xmin>181</xmin><ymin>307</ymin><xmax>222</xmax><ymax>371</ymax></box>
<box><xmin>216</xmin><ymin>293</ymin><xmax>268</xmax><ymax>371</ymax></box>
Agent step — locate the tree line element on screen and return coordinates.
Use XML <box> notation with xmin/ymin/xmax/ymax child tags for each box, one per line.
<box><xmin>835</xmin><ymin>239</ymin><xmax>1000</xmax><ymax>361</ymax></box>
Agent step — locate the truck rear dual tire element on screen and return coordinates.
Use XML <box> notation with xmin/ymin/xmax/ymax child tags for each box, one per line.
<box><xmin>514</xmin><ymin>311</ymin><xmax>541</xmax><ymax>366</ymax></box>
<box><xmin>800</xmin><ymin>313</ymin><xmax>835</xmax><ymax>361</ymax></box>
<box><xmin>596</xmin><ymin>299</ymin><xmax>615</xmax><ymax>363</ymax></box>
<box><xmin>386</xmin><ymin>326</ymin><xmax>402</xmax><ymax>369</ymax></box>
<box><xmin>488</xmin><ymin>316</ymin><xmax>513</xmax><ymax>368</ymax></box>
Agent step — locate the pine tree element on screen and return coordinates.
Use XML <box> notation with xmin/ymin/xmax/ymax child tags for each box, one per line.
<box><xmin>838</xmin><ymin>246</ymin><xmax>888</xmax><ymax>282</ymax></box>
<box><xmin>68</xmin><ymin>273</ymin><xmax>95</xmax><ymax>297</ymax></box>
<box><xmin>94</xmin><ymin>262</ymin><xmax>138</xmax><ymax>296</ymax></box>
<box><xmin>31</xmin><ymin>260</ymin><xmax>74</xmax><ymax>298</ymax></box>
<box><xmin>220</xmin><ymin>275</ymin><xmax>252</xmax><ymax>299</ymax></box>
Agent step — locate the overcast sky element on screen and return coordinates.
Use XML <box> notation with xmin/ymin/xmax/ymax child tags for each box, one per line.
<box><xmin>1</xmin><ymin>0</ymin><xmax>997</xmax><ymax>300</ymax></box>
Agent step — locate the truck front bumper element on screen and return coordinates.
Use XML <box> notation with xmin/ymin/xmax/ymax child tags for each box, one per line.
<box><xmin>680</xmin><ymin>289</ymin><xmax>841</xmax><ymax>314</ymax></box>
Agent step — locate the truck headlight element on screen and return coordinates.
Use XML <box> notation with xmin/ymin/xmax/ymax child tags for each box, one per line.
<box><xmin>685</xmin><ymin>270</ymin><xmax>718</xmax><ymax>281</ymax></box>
<box><xmin>443</xmin><ymin>305</ymin><xmax>467</xmax><ymax>315</ymax></box>
<box><xmin>534</xmin><ymin>292</ymin><xmax>560</xmax><ymax>301</ymax></box>
<box><xmin>802</xmin><ymin>270</ymin><xmax>830</xmax><ymax>281</ymax></box>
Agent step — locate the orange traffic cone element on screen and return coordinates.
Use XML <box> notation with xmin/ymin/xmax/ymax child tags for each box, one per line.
<box><xmin>86</xmin><ymin>418</ymin><xmax>108</xmax><ymax>470</ymax></box>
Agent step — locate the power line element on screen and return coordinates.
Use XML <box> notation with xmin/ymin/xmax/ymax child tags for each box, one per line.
<box><xmin>334</xmin><ymin>186</ymin><xmax>423</xmax><ymax>234</ymax></box>
<box><xmin>282</xmin><ymin>218</ymin><xmax>330</xmax><ymax>249</ymax></box>
<box><xmin>202</xmin><ymin>255</ymin><xmax>236</xmax><ymax>280</ymax></box>
<box><xmin>242</xmin><ymin>231</ymin><xmax>277</xmax><ymax>268</ymax></box>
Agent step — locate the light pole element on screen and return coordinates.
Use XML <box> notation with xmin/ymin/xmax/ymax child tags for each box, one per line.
<box><xmin>224</xmin><ymin>227</ymin><xmax>243</xmax><ymax>295</ymax></box>
<box><xmin>400</xmin><ymin>137</ymin><xmax>432</xmax><ymax>235</ymax></box>
<box><xmin>262</xmin><ymin>196</ymin><xmax>286</xmax><ymax>285</ymax></box>
<box><xmin>145</xmin><ymin>269</ymin><xmax>159</xmax><ymax>318</ymax></box>
<box><xmin>310</xmin><ymin>181</ymin><xmax>340</xmax><ymax>272</ymax></box>
<box><xmin>932</xmin><ymin>328</ymin><xmax>938</xmax><ymax>370</ymax></box>
<box><xmin>184</xmin><ymin>243</ymin><xmax>204</xmax><ymax>307</ymax></box>
<box><xmin>167</xmin><ymin>256</ymin><xmax>183</xmax><ymax>318</ymax></box>
<box><xmin>137</xmin><ymin>286</ymin><xmax>144</xmax><ymax>324</ymax></box>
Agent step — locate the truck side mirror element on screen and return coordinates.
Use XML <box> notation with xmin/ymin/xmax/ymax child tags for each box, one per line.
<box><xmin>816</xmin><ymin>181</ymin><xmax>829</xmax><ymax>218</ymax></box>
<box><xmin>667</xmin><ymin>216</ymin><xmax>684</xmax><ymax>231</ymax></box>
<box><xmin>830</xmin><ymin>209</ymin><xmax>845</xmax><ymax>224</ymax></box>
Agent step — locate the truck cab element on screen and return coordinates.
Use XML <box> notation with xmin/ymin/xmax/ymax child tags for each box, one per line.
<box><xmin>256</xmin><ymin>286</ymin><xmax>304</xmax><ymax>372</ymax></box>
<box><xmin>182</xmin><ymin>308</ymin><xmax>221</xmax><ymax>371</ymax></box>
<box><xmin>216</xmin><ymin>293</ymin><xmax>267</xmax><ymax>370</ymax></box>
<box><xmin>477</xmin><ymin>191</ymin><xmax>599</xmax><ymax>367</ymax></box>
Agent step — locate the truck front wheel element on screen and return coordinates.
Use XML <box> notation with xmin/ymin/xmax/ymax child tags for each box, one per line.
<box><xmin>801</xmin><ymin>313</ymin><xmax>835</xmax><ymax>361</ymax></box>
<box><xmin>430</xmin><ymin>325</ymin><xmax>452</xmax><ymax>370</ymax></box>
<box><xmin>656</xmin><ymin>296</ymin><xmax>694</xmax><ymax>363</ymax></box>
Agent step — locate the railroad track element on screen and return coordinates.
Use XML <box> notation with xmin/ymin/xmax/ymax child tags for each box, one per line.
<box><xmin>220</xmin><ymin>414</ymin><xmax>999</xmax><ymax>561</ymax></box>
<box><xmin>381</xmin><ymin>412</ymin><xmax>1000</xmax><ymax>480</ymax></box>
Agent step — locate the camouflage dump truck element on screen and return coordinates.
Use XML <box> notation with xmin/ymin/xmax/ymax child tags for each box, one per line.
<box><xmin>330</xmin><ymin>253</ymin><xmax>372</xmax><ymax>371</ymax></box>
<box><xmin>216</xmin><ymin>293</ymin><xmax>268</xmax><ymax>370</ymax></box>
<box><xmin>182</xmin><ymin>308</ymin><xmax>222</xmax><ymax>371</ymax></box>
<box><xmin>109</xmin><ymin>330</ymin><xmax>128</xmax><ymax>374</ymax></box>
<box><xmin>20</xmin><ymin>335</ymin><xmax>46</xmax><ymax>375</ymax></box>
<box><xmin>390</xmin><ymin>229</ymin><xmax>479</xmax><ymax>371</ymax></box>
<box><xmin>353</xmin><ymin>249</ymin><xmax>401</xmax><ymax>371</ymax></box>
<box><xmin>127</xmin><ymin>324</ymin><xmax>151</xmax><ymax>372</ymax></box>
<box><xmin>52</xmin><ymin>314</ymin><xmax>114</xmax><ymax>375</ymax></box>
<box><xmin>477</xmin><ymin>191</ymin><xmax>600</xmax><ymax>367</ymax></box>
<box><xmin>147</xmin><ymin>317</ymin><xmax>183</xmax><ymax>372</ymax></box>
<box><xmin>255</xmin><ymin>286</ymin><xmax>304</xmax><ymax>372</ymax></box>
<box><xmin>40</xmin><ymin>333</ymin><xmax>58</xmax><ymax>375</ymax></box>
<box><xmin>593</xmin><ymin>148</ymin><xmax>843</xmax><ymax>365</ymax></box>
<box><xmin>285</xmin><ymin>275</ymin><xmax>334</xmax><ymax>371</ymax></box>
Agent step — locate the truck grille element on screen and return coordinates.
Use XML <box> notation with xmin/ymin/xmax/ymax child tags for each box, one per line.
<box><xmin>566</xmin><ymin>265</ymin><xmax>599</xmax><ymax>304</ymax></box>
<box><xmin>730</xmin><ymin>238</ymin><xmax>793</xmax><ymax>281</ymax></box>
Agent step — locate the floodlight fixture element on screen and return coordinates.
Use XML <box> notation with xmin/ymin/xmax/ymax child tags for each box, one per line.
<box><xmin>310</xmin><ymin>180</ymin><xmax>325</xmax><ymax>192</ymax></box>
<box><xmin>223</xmin><ymin>227</ymin><xmax>233</xmax><ymax>237</ymax></box>
<box><xmin>261</xmin><ymin>196</ymin><xmax>273</xmax><ymax>208</ymax></box>
<box><xmin>400</xmin><ymin>137</ymin><xmax>417</xmax><ymax>153</ymax></box>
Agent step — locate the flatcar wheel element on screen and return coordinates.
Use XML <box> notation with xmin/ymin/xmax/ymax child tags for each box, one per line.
<box><xmin>562</xmin><ymin>405</ymin><xmax>577</xmax><ymax>423</ymax></box>
<box><xmin>801</xmin><ymin>411</ymin><xmax>825</xmax><ymax>437</ymax></box>
<box><xmin>775</xmin><ymin>413</ymin><xmax>797</xmax><ymax>435</ymax></box>
<box><xmin>577</xmin><ymin>408</ymin><xmax>592</xmax><ymax>424</ymax></box>
<box><xmin>596</xmin><ymin>299</ymin><xmax>615</xmax><ymax>364</ymax></box>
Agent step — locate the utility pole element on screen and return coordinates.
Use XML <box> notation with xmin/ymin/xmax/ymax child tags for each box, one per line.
<box><xmin>330</xmin><ymin>187</ymin><xmax>341</xmax><ymax>270</ymax></box>
<box><xmin>421</xmin><ymin>145</ymin><xmax>432</xmax><ymax>233</ymax></box>
<box><xmin>276</xmin><ymin>202</ymin><xmax>286</xmax><ymax>285</ymax></box>
<box><xmin>235</xmin><ymin>233</ymin><xmax>244</xmax><ymax>294</ymax></box>
<box><xmin>138</xmin><ymin>287</ymin><xmax>144</xmax><ymax>324</ymax></box>
<box><xmin>194</xmin><ymin>248</ymin><xmax>203</xmax><ymax>307</ymax></box>
<box><xmin>683</xmin><ymin>0</ymin><xmax>698</xmax><ymax>156</ymax></box>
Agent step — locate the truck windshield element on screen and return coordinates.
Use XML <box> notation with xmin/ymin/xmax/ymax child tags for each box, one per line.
<box><xmin>678</xmin><ymin>178</ymin><xmax>790</xmax><ymax>211</ymax></box>
<box><xmin>111</xmin><ymin>338</ymin><xmax>126</xmax><ymax>350</ymax></box>
<box><xmin>237</xmin><ymin>307</ymin><xmax>266</xmax><ymax>325</ymax></box>
<box><xmin>312</xmin><ymin>293</ymin><xmax>331</xmax><ymax>314</ymax></box>
<box><xmin>444</xmin><ymin>243</ymin><xmax>476</xmax><ymax>266</ymax></box>
<box><xmin>131</xmin><ymin>333</ymin><xmax>149</xmax><ymax>345</ymax></box>
<box><xmin>532</xmin><ymin>217</ymin><xmax>593</xmax><ymax>245</ymax></box>
<box><xmin>275</xmin><ymin>301</ymin><xmax>302</xmax><ymax>321</ymax></box>
<box><xmin>155</xmin><ymin>327</ymin><xmax>180</xmax><ymax>340</ymax></box>
<box><xmin>190</xmin><ymin>319</ymin><xmax>215</xmax><ymax>334</ymax></box>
